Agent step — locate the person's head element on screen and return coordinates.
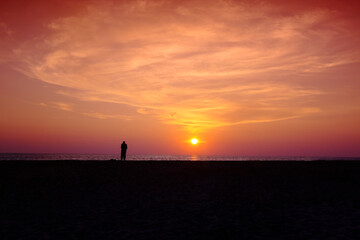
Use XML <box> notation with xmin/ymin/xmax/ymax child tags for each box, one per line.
<box><xmin>123</xmin><ymin>141</ymin><xmax>125</xmax><ymax>143</ymax></box>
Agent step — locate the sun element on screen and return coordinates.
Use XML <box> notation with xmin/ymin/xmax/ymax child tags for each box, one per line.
<box><xmin>190</xmin><ymin>138</ymin><xmax>199</xmax><ymax>145</ymax></box>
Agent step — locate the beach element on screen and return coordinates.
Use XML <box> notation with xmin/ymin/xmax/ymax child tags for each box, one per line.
<box><xmin>0</xmin><ymin>161</ymin><xmax>359</xmax><ymax>239</ymax></box>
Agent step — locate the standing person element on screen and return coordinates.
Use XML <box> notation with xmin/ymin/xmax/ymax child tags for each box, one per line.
<box><xmin>121</xmin><ymin>141</ymin><xmax>128</xmax><ymax>161</ymax></box>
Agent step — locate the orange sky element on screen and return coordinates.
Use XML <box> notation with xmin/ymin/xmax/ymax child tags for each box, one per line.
<box><xmin>1</xmin><ymin>0</ymin><xmax>360</xmax><ymax>156</ymax></box>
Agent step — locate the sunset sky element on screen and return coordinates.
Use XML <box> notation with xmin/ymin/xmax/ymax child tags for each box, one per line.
<box><xmin>1</xmin><ymin>0</ymin><xmax>360</xmax><ymax>156</ymax></box>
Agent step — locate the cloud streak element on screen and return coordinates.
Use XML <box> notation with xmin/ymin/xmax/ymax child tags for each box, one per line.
<box><xmin>13</xmin><ymin>0</ymin><xmax>359</xmax><ymax>132</ymax></box>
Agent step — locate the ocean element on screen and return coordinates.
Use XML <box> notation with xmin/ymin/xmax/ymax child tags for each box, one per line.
<box><xmin>0</xmin><ymin>153</ymin><xmax>358</xmax><ymax>161</ymax></box>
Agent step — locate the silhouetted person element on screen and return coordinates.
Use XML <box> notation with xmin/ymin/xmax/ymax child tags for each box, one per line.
<box><xmin>121</xmin><ymin>141</ymin><xmax>127</xmax><ymax>161</ymax></box>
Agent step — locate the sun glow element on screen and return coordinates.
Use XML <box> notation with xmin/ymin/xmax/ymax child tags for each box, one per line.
<box><xmin>190</xmin><ymin>138</ymin><xmax>199</xmax><ymax>145</ymax></box>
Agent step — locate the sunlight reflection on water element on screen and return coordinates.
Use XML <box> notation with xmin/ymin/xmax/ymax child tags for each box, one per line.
<box><xmin>0</xmin><ymin>153</ymin><xmax>359</xmax><ymax>161</ymax></box>
<box><xmin>191</xmin><ymin>155</ymin><xmax>198</xmax><ymax>161</ymax></box>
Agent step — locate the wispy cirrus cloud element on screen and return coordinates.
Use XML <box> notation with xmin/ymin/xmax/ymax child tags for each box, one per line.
<box><xmin>39</xmin><ymin>101</ymin><xmax>133</xmax><ymax>120</ymax></box>
<box><xmin>53</xmin><ymin>102</ymin><xmax>73</xmax><ymax>112</ymax></box>
<box><xmin>12</xmin><ymin>0</ymin><xmax>360</xmax><ymax>132</ymax></box>
<box><xmin>82</xmin><ymin>112</ymin><xmax>132</xmax><ymax>120</ymax></box>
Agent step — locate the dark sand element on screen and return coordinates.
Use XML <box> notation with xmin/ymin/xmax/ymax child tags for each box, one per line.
<box><xmin>0</xmin><ymin>161</ymin><xmax>359</xmax><ymax>239</ymax></box>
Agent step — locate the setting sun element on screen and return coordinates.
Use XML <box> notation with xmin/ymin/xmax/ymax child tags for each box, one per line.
<box><xmin>191</xmin><ymin>138</ymin><xmax>199</xmax><ymax>145</ymax></box>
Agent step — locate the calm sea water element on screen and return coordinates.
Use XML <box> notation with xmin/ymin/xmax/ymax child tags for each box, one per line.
<box><xmin>0</xmin><ymin>153</ymin><xmax>359</xmax><ymax>161</ymax></box>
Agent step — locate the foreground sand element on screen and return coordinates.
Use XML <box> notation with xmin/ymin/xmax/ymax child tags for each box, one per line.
<box><xmin>0</xmin><ymin>161</ymin><xmax>359</xmax><ymax>239</ymax></box>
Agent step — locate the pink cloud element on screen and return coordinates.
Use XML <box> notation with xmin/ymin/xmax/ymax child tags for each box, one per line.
<box><xmin>11</xmin><ymin>0</ymin><xmax>360</xmax><ymax>132</ymax></box>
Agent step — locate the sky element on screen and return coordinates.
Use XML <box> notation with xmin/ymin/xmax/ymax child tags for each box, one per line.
<box><xmin>1</xmin><ymin>0</ymin><xmax>360</xmax><ymax>156</ymax></box>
